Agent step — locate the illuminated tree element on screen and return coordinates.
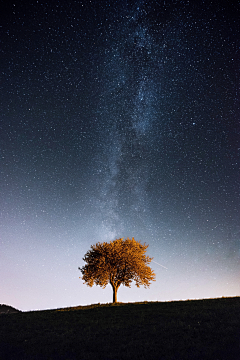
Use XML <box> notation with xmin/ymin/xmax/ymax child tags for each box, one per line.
<box><xmin>78</xmin><ymin>237</ymin><xmax>156</xmax><ymax>303</ymax></box>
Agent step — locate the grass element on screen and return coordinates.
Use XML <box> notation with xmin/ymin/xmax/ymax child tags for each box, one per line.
<box><xmin>1</xmin><ymin>297</ymin><xmax>240</xmax><ymax>359</ymax></box>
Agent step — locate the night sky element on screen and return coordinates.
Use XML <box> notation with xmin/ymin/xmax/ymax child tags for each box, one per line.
<box><xmin>1</xmin><ymin>0</ymin><xmax>240</xmax><ymax>311</ymax></box>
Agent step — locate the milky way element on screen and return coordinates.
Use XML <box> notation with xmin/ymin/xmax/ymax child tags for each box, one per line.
<box><xmin>1</xmin><ymin>0</ymin><xmax>239</xmax><ymax>310</ymax></box>
<box><xmin>93</xmin><ymin>3</ymin><xmax>162</xmax><ymax>240</ymax></box>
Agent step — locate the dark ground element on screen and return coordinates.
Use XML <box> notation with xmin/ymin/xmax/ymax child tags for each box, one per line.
<box><xmin>1</xmin><ymin>297</ymin><xmax>240</xmax><ymax>359</ymax></box>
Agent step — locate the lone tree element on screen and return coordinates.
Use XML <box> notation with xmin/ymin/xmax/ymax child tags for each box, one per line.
<box><xmin>78</xmin><ymin>237</ymin><xmax>156</xmax><ymax>303</ymax></box>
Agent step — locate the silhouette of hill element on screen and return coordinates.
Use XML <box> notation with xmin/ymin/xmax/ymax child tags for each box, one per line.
<box><xmin>0</xmin><ymin>304</ymin><xmax>21</xmax><ymax>314</ymax></box>
<box><xmin>0</xmin><ymin>297</ymin><xmax>239</xmax><ymax>359</ymax></box>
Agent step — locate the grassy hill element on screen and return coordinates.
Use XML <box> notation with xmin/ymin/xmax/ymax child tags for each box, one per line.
<box><xmin>1</xmin><ymin>297</ymin><xmax>240</xmax><ymax>359</ymax></box>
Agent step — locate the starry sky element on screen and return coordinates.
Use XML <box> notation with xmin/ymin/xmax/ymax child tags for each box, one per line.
<box><xmin>1</xmin><ymin>0</ymin><xmax>240</xmax><ymax>311</ymax></box>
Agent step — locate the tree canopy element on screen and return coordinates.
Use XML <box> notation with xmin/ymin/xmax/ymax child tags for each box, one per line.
<box><xmin>78</xmin><ymin>237</ymin><xmax>156</xmax><ymax>303</ymax></box>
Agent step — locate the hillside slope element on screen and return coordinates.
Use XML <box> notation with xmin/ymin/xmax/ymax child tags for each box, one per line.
<box><xmin>0</xmin><ymin>297</ymin><xmax>239</xmax><ymax>359</ymax></box>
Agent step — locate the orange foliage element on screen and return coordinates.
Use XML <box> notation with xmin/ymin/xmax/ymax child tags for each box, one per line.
<box><xmin>78</xmin><ymin>237</ymin><xmax>156</xmax><ymax>302</ymax></box>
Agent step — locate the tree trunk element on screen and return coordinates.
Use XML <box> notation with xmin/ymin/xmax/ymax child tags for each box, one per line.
<box><xmin>112</xmin><ymin>285</ymin><xmax>118</xmax><ymax>303</ymax></box>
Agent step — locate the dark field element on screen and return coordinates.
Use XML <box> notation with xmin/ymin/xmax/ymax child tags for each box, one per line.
<box><xmin>1</xmin><ymin>297</ymin><xmax>240</xmax><ymax>359</ymax></box>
